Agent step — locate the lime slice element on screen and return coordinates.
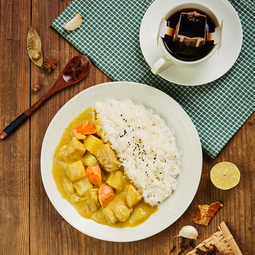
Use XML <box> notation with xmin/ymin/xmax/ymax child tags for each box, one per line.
<box><xmin>210</xmin><ymin>162</ymin><xmax>240</xmax><ymax>190</ymax></box>
<box><xmin>64</xmin><ymin>14</ymin><xmax>82</xmax><ymax>31</ymax></box>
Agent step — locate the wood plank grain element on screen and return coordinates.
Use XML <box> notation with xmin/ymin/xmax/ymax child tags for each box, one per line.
<box><xmin>29</xmin><ymin>1</ymin><xmax>78</xmax><ymax>254</ymax></box>
<box><xmin>0</xmin><ymin>0</ymin><xmax>31</xmax><ymax>254</ymax></box>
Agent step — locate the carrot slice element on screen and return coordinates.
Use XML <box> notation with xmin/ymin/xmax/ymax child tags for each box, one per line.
<box><xmin>86</xmin><ymin>166</ymin><xmax>102</xmax><ymax>185</ymax></box>
<box><xmin>72</xmin><ymin>122</ymin><xmax>96</xmax><ymax>135</ymax></box>
<box><xmin>98</xmin><ymin>184</ymin><xmax>115</xmax><ymax>208</ymax></box>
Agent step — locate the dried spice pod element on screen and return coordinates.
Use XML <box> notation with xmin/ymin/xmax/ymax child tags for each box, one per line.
<box><xmin>32</xmin><ymin>84</ymin><xmax>41</xmax><ymax>92</ymax></box>
<box><xmin>26</xmin><ymin>25</ymin><xmax>43</xmax><ymax>67</ymax></box>
<box><xmin>64</xmin><ymin>61</ymin><xmax>84</xmax><ymax>80</ymax></box>
<box><xmin>42</xmin><ymin>58</ymin><xmax>58</xmax><ymax>73</ymax></box>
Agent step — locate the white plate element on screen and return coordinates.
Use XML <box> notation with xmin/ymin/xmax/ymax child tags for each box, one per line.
<box><xmin>41</xmin><ymin>82</ymin><xmax>202</xmax><ymax>242</ymax></box>
<box><xmin>140</xmin><ymin>0</ymin><xmax>243</xmax><ymax>86</ymax></box>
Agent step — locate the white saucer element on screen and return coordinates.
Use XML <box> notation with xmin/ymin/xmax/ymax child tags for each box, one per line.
<box><xmin>140</xmin><ymin>0</ymin><xmax>242</xmax><ymax>86</ymax></box>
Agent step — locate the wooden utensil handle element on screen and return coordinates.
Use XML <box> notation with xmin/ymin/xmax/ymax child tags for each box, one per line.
<box><xmin>24</xmin><ymin>82</ymin><xmax>61</xmax><ymax>117</ymax></box>
<box><xmin>0</xmin><ymin>113</ymin><xmax>28</xmax><ymax>139</ymax></box>
<box><xmin>0</xmin><ymin>77</ymin><xmax>66</xmax><ymax>140</ymax></box>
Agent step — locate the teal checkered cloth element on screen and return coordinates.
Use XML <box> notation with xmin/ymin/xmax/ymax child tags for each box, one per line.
<box><xmin>51</xmin><ymin>0</ymin><xmax>255</xmax><ymax>158</ymax></box>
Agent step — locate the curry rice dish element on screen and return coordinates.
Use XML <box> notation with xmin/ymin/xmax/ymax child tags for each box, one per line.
<box><xmin>52</xmin><ymin>99</ymin><xmax>182</xmax><ymax>227</ymax></box>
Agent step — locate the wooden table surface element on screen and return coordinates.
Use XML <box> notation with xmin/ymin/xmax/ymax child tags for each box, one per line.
<box><xmin>0</xmin><ymin>0</ymin><xmax>254</xmax><ymax>254</ymax></box>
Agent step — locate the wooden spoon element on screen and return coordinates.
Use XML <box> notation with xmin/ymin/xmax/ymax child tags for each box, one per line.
<box><xmin>0</xmin><ymin>55</ymin><xmax>91</xmax><ymax>140</ymax></box>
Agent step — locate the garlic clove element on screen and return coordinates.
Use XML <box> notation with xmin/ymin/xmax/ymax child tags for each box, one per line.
<box><xmin>176</xmin><ymin>225</ymin><xmax>198</xmax><ymax>240</ymax></box>
<box><xmin>64</xmin><ymin>14</ymin><xmax>82</xmax><ymax>31</ymax></box>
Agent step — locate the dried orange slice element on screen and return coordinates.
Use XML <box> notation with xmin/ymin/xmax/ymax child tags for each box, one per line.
<box><xmin>210</xmin><ymin>162</ymin><xmax>240</xmax><ymax>190</ymax></box>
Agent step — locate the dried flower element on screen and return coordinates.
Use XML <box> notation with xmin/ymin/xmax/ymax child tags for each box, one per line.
<box><xmin>32</xmin><ymin>84</ymin><xmax>41</xmax><ymax>92</ymax></box>
<box><xmin>42</xmin><ymin>58</ymin><xmax>58</xmax><ymax>72</ymax></box>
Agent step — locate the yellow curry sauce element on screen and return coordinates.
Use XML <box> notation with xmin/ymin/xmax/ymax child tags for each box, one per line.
<box><xmin>52</xmin><ymin>107</ymin><xmax>157</xmax><ymax>228</ymax></box>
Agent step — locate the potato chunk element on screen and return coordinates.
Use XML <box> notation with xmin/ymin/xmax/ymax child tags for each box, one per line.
<box><xmin>129</xmin><ymin>208</ymin><xmax>147</xmax><ymax>225</ymax></box>
<box><xmin>88</xmin><ymin>188</ymin><xmax>100</xmax><ymax>212</ymax></box>
<box><xmin>71</xmin><ymin>129</ymin><xmax>86</xmax><ymax>140</ymax></box>
<box><xmin>84</xmin><ymin>135</ymin><xmax>103</xmax><ymax>155</ymax></box>
<box><xmin>63</xmin><ymin>178</ymin><xmax>75</xmax><ymax>195</ymax></box>
<box><xmin>56</xmin><ymin>137</ymin><xmax>85</xmax><ymax>162</ymax></box>
<box><xmin>126</xmin><ymin>184</ymin><xmax>142</xmax><ymax>208</ymax></box>
<box><xmin>113</xmin><ymin>200</ymin><xmax>132</xmax><ymax>222</ymax></box>
<box><xmin>71</xmin><ymin>193</ymin><xmax>90</xmax><ymax>203</ymax></box>
<box><xmin>91</xmin><ymin>210</ymin><xmax>108</xmax><ymax>225</ymax></box>
<box><xmin>73</xmin><ymin>178</ymin><xmax>92</xmax><ymax>196</ymax></box>
<box><xmin>56</xmin><ymin>145</ymin><xmax>70</xmax><ymax>162</ymax></box>
<box><xmin>68</xmin><ymin>137</ymin><xmax>86</xmax><ymax>158</ymax></box>
<box><xmin>95</xmin><ymin>143</ymin><xmax>121</xmax><ymax>172</ymax></box>
<box><xmin>66</xmin><ymin>160</ymin><xmax>86</xmax><ymax>181</ymax></box>
<box><xmin>106</xmin><ymin>171</ymin><xmax>124</xmax><ymax>191</ymax></box>
<box><xmin>104</xmin><ymin>206</ymin><xmax>118</xmax><ymax>224</ymax></box>
<box><xmin>81</xmin><ymin>151</ymin><xmax>99</xmax><ymax>166</ymax></box>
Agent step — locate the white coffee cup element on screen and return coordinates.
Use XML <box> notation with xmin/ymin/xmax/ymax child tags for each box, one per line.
<box><xmin>151</xmin><ymin>3</ymin><xmax>221</xmax><ymax>75</ymax></box>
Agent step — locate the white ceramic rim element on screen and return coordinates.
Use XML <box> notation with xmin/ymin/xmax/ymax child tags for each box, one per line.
<box><xmin>40</xmin><ymin>81</ymin><xmax>203</xmax><ymax>242</ymax></box>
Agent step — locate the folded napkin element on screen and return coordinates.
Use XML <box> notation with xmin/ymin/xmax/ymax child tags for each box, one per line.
<box><xmin>51</xmin><ymin>0</ymin><xmax>255</xmax><ymax>158</ymax></box>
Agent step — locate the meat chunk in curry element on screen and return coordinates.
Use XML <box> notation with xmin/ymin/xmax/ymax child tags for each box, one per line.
<box><xmin>95</xmin><ymin>143</ymin><xmax>122</xmax><ymax>172</ymax></box>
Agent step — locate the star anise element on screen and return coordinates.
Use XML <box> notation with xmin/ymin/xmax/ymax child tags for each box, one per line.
<box><xmin>64</xmin><ymin>61</ymin><xmax>84</xmax><ymax>80</ymax></box>
<box><xmin>42</xmin><ymin>58</ymin><xmax>58</xmax><ymax>72</ymax></box>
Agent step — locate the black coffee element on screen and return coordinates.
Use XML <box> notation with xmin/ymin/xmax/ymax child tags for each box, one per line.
<box><xmin>163</xmin><ymin>8</ymin><xmax>216</xmax><ymax>61</ymax></box>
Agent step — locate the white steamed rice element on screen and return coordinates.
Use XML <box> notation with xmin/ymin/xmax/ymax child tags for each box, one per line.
<box><xmin>95</xmin><ymin>99</ymin><xmax>182</xmax><ymax>206</ymax></box>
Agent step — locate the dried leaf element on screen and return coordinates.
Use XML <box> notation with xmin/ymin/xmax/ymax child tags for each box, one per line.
<box><xmin>26</xmin><ymin>25</ymin><xmax>43</xmax><ymax>67</ymax></box>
